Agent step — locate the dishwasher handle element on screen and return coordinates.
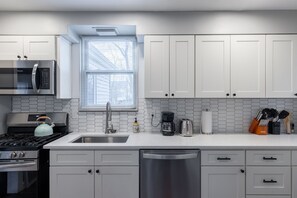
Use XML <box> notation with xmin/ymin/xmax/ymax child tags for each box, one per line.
<box><xmin>143</xmin><ymin>153</ymin><xmax>198</xmax><ymax>160</ymax></box>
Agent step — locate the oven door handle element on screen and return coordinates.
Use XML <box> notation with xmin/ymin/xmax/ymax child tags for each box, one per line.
<box><xmin>32</xmin><ymin>63</ymin><xmax>40</xmax><ymax>94</ymax></box>
<box><xmin>0</xmin><ymin>161</ymin><xmax>38</xmax><ymax>171</ymax></box>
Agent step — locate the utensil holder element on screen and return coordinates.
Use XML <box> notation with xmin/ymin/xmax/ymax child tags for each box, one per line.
<box><xmin>268</xmin><ymin>121</ymin><xmax>280</xmax><ymax>135</ymax></box>
<box><xmin>255</xmin><ymin>125</ymin><xmax>268</xmax><ymax>135</ymax></box>
<box><xmin>249</xmin><ymin>118</ymin><xmax>260</xmax><ymax>133</ymax></box>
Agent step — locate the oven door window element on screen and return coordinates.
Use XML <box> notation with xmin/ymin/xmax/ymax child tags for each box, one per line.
<box><xmin>0</xmin><ymin>171</ymin><xmax>38</xmax><ymax>198</ymax></box>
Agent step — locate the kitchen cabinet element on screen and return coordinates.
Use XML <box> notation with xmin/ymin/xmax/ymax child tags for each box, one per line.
<box><xmin>144</xmin><ymin>35</ymin><xmax>194</xmax><ymax>98</ymax></box>
<box><xmin>266</xmin><ymin>35</ymin><xmax>297</xmax><ymax>98</ymax></box>
<box><xmin>95</xmin><ymin>166</ymin><xmax>139</xmax><ymax>198</ymax></box>
<box><xmin>50</xmin><ymin>166</ymin><xmax>94</xmax><ymax>198</ymax></box>
<box><xmin>196</xmin><ymin>35</ymin><xmax>231</xmax><ymax>98</ymax></box>
<box><xmin>201</xmin><ymin>166</ymin><xmax>245</xmax><ymax>198</ymax></box>
<box><xmin>0</xmin><ymin>36</ymin><xmax>55</xmax><ymax>60</ymax></box>
<box><xmin>231</xmin><ymin>35</ymin><xmax>266</xmax><ymax>98</ymax></box>
<box><xmin>50</xmin><ymin>150</ymin><xmax>139</xmax><ymax>198</ymax></box>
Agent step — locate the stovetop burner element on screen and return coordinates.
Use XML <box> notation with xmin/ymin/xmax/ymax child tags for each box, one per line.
<box><xmin>0</xmin><ymin>133</ymin><xmax>63</xmax><ymax>150</ymax></box>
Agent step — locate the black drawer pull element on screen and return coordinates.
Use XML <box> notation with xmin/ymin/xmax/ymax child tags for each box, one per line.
<box><xmin>263</xmin><ymin>157</ymin><xmax>277</xmax><ymax>160</ymax></box>
<box><xmin>217</xmin><ymin>157</ymin><xmax>231</xmax><ymax>161</ymax></box>
<box><xmin>263</xmin><ymin>179</ymin><xmax>277</xmax><ymax>183</ymax></box>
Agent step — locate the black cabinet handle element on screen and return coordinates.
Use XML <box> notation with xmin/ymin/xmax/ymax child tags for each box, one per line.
<box><xmin>88</xmin><ymin>169</ymin><xmax>92</xmax><ymax>174</ymax></box>
<box><xmin>165</xmin><ymin>94</ymin><xmax>168</xmax><ymax>97</ymax></box>
<box><xmin>263</xmin><ymin>179</ymin><xmax>277</xmax><ymax>183</ymax></box>
<box><xmin>17</xmin><ymin>55</ymin><xmax>21</xmax><ymax>59</ymax></box>
<box><xmin>295</xmin><ymin>93</ymin><xmax>297</xmax><ymax>96</ymax></box>
<box><xmin>233</xmin><ymin>93</ymin><xmax>236</xmax><ymax>96</ymax></box>
<box><xmin>240</xmin><ymin>169</ymin><xmax>245</xmax><ymax>173</ymax></box>
<box><xmin>171</xmin><ymin>93</ymin><xmax>174</xmax><ymax>96</ymax></box>
<box><xmin>263</xmin><ymin>157</ymin><xmax>277</xmax><ymax>160</ymax></box>
<box><xmin>96</xmin><ymin>169</ymin><xmax>100</xmax><ymax>174</ymax></box>
<box><xmin>226</xmin><ymin>93</ymin><xmax>230</xmax><ymax>96</ymax></box>
<box><xmin>24</xmin><ymin>55</ymin><xmax>28</xmax><ymax>59</ymax></box>
<box><xmin>217</xmin><ymin>157</ymin><xmax>231</xmax><ymax>161</ymax></box>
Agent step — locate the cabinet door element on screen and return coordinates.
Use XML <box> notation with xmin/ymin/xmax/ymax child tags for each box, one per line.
<box><xmin>0</xmin><ymin>36</ymin><xmax>23</xmax><ymax>60</ymax></box>
<box><xmin>196</xmin><ymin>35</ymin><xmax>231</xmax><ymax>98</ymax></box>
<box><xmin>231</xmin><ymin>35</ymin><xmax>265</xmax><ymax>98</ymax></box>
<box><xmin>169</xmin><ymin>35</ymin><xmax>195</xmax><ymax>98</ymax></box>
<box><xmin>201</xmin><ymin>166</ymin><xmax>245</xmax><ymax>198</ymax></box>
<box><xmin>50</xmin><ymin>166</ymin><xmax>94</xmax><ymax>198</ymax></box>
<box><xmin>23</xmin><ymin>36</ymin><xmax>56</xmax><ymax>60</ymax></box>
<box><xmin>266</xmin><ymin>35</ymin><xmax>297</xmax><ymax>97</ymax></box>
<box><xmin>293</xmin><ymin>167</ymin><xmax>297</xmax><ymax>198</ymax></box>
<box><xmin>144</xmin><ymin>36</ymin><xmax>170</xmax><ymax>98</ymax></box>
<box><xmin>95</xmin><ymin>166</ymin><xmax>139</xmax><ymax>198</ymax></box>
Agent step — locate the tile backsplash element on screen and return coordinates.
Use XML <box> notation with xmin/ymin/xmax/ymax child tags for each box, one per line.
<box><xmin>12</xmin><ymin>96</ymin><xmax>297</xmax><ymax>134</ymax></box>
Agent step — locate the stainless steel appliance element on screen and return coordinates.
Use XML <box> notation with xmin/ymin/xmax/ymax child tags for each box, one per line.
<box><xmin>140</xmin><ymin>150</ymin><xmax>200</xmax><ymax>198</ymax></box>
<box><xmin>180</xmin><ymin>119</ymin><xmax>194</xmax><ymax>137</ymax></box>
<box><xmin>0</xmin><ymin>60</ymin><xmax>56</xmax><ymax>95</ymax></box>
<box><xmin>161</xmin><ymin>111</ymin><xmax>175</xmax><ymax>136</ymax></box>
<box><xmin>0</xmin><ymin>112</ymin><xmax>69</xmax><ymax>198</ymax></box>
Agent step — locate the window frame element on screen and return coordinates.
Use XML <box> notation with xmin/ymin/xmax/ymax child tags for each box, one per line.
<box><xmin>79</xmin><ymin>36</ymin><xmax>138</xmax><ymax>112</ymax></box>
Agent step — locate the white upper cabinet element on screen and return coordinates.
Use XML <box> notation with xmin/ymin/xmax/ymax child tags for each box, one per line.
<box><xmin>196</xmin><ymin>35</ymin><xmax>231</xmax><ymax>98</ymax></box>
<box><xmin>0</xmin><ymin>36</ymin><xmax>23</xmax><ymax>60</ymax></box>
<box><xmin>23</xmin><ymin>36</ymin><xmax>56</xmax><ymax>60</ymax></box>
<box><xmin>0</xmin><ymin>36</ymin><xmax>56</xmax><ymax>60</ymax></box>
<box><xmin>144</xmin><ymin>36</ymin><xmax>170</xmax><ymax>98</ymax></box>
<box><xmin>266</xmin><ymin>35</ymin><xmax>297</xmax><ymax>98</ymax></box>
<box><xmin>170</xmin><ymin>35</ymin><xmax>195</xmax><ymax>98</ymax></box>
<box><xmin>231</xmin><ymin>35</ymin><xmax>266</xmax><ymax>98</ymax></box>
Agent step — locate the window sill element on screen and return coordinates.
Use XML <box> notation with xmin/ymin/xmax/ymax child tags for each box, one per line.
<box><xmin>79</xmin><ymin>107</ymin><xmax>138</xmax><ymax>112</ymax></box>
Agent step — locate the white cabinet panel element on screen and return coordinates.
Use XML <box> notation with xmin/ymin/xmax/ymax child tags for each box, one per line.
<box><xmin>201</xmin><ymin>150</ymin><xmax>245</xmax><ymax>166</ymax></box>
<box><xmin>144</xmin><ymin>36</ymin><xmax>170</xmax><ymax>98</ymax></box>
<box><xmin>246</xmin><ymin>166</ymin><xmax>291</xmax><ymax>195</ymax></box>
<box><xmin>95</xmin><ymin>166</ymin><xmax>139</xmax><ymax>198</ymax></box>
<box><xmin>50</xmin><ymin>166</ymin><xmax>94</xmax><ymax>198</ymax></box>
<box><xmin>231</xmin><ymin>35</ymin><xmax>266</xmax><ymax>98</ymax></box>
<box><xmin>23</xmin><ymin>36</ymin><xmax>56</xmax><ymax>60</ymax></box>
<box><xmin>247</xmin><ymin>196</ymin><xmax>290</xmax><ymax>198</ymax></box>
<box><xmin>50</xmin><ymin>150</ymin><xmax>94</xmax><ymax>166</ymax></box>
<box><xmin>293</xmin><ymin>167</ymin><xmax>297</xmax><ymax>198</ymax></box>
<box><xmin>266</xmin><ymin>35</ymin><xmax>297</xmax><ymax>98</ymax></box>
<box><xmin>196</xmin><ymin>35</ymin><xmax>231</xmax><ymax>98</ymax></box>
<box><xmin>246</xmin><ymin>150</ymin><xmax>291</xmax><ymax>166</ymax></box>
<box><xmin>170</xmin><ymin>35</ymin><xmax>195</xmax><ymax>98</ymax></box>
<box><xmin>0</xmin><ymin>36</ymin><xmax>23</xmax><ymax>60</ymax></box>
<box><xmin>201</xmin><ymin>166</ymin><xmax>245</xmax><ymax>198</ymax></box>
<box><xmin>95</xmin><ymin>150</ymin><xmax>139</xmax><ymax>165</ymax></box>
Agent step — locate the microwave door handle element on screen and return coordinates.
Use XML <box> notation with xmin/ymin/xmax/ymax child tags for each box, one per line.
<box><xmin>32</xmin><ymin>63</ymin><xmax>40</xmax><ymax>93</ymax></box>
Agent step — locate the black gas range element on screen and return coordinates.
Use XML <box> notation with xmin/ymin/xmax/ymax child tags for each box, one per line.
<box><xmin>0</xmin><ymin>112</ymin><xmax>69</xmax><ymax>198</ymax></box>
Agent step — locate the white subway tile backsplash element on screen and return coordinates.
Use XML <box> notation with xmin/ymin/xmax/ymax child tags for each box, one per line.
<box><xmin>11</xmin><ymin>96</ymin><xmax>297</xmax><ymax>134</ymax></box>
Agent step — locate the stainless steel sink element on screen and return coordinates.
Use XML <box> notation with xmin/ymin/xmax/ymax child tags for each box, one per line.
<box><xmin>72</xmin><ymin>136</ymin><xmax>129</xmax><ymax>143</ymax></box>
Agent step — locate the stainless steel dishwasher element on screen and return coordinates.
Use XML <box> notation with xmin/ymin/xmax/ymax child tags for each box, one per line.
<box><xmin>140</xmin><ymin>149</ymin><xmax>200</xmax><ymax>198</ymax></box>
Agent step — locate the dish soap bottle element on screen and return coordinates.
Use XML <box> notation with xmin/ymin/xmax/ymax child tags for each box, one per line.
<box><xmin>133</xmin><ymin>118</ymin><xmax>140</xmax><ymax>133</ymax></box>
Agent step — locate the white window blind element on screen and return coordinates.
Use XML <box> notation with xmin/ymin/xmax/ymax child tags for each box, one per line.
<box><xmin>80</xmin><ymin>36</ymin><xmax>137</xmax><ymax>111</ymax></box>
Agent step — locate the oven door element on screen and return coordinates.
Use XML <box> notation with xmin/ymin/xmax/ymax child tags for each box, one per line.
<box><xmin>0</xmin><ymin>60</ymin><xmax>55</xmax><ymax>95</ymax></box>
<box><xmin>0</xmin><ymin>159</ymin><xmax>39</xmax><ymax>198</ymax></box>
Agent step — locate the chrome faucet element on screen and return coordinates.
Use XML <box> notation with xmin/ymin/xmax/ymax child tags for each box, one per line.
<box><xmin>105</xmin><ymin>102</ymin><xmax>116</xmax><ymax>134</ymax></box>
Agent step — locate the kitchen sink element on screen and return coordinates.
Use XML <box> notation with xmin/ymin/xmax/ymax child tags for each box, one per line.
<box><xmin>72</xmin><ymin>136</ymin><xmax>129</xmax><ymax>143</ymax></box>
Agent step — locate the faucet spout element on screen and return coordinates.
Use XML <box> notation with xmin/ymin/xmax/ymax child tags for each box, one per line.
<box><xmin>105</xmin><ymin>102</ymin><xmax>116</xmax><ymax>134</ymax></box>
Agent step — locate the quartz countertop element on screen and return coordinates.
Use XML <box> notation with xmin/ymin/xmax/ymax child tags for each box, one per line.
<box><xmin>44</xmin><ymin>132</ymin><xmax>297</xmax><ymax>150</ymax></box>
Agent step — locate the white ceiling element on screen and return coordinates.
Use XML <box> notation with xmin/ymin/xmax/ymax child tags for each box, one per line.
<box><xmin>0</xmin><ymin>0</ymin><xmax>297</xmax><ymax>11</ymax></box>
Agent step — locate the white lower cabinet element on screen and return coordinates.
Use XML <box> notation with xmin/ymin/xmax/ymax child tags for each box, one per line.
<box><xmin>247</xmin><ymin>196</ymin><xmax>291</xmax><ymax>198</ymax></box>
<box><xmin>292</xmin><ymin>167</ymin><xmax>297</xmax><ymax>198</ymax></box>
<box><xmin>95</xmin><ymin>166</ymin><xmax>139</xmax><ymax>198</ymax></box>
<box><xmin>201</xmin><ymin>166</ymin><xmax>245</xmax><ymax>198</ymax></box>
<box><xmin>50</xmin><ymin>166</ymin><xmax>94</xmax><ymax>198</ymax></box>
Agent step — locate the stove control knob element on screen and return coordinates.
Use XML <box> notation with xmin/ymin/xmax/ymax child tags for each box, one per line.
<box><xmin>19</xmin><ymin>152</ymin><xmax>25</xmax><ymax>158</ymax></box>
<box><xmin>10</xmin><ymin>152</ymin><xmax>17</xmax><ymax>158</ymax></box>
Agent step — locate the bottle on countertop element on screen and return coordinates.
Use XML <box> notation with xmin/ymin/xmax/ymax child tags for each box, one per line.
<box><xmin>133</xmin><ymin>118</ymin><xmax>140</xmax><ymax>133</ymax></box>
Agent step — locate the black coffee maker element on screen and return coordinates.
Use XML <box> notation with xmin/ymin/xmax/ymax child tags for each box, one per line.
<box><xmin>161</xmin><ymin>111</ymin><xmax>175</xmax><ymax>136</ymax></box>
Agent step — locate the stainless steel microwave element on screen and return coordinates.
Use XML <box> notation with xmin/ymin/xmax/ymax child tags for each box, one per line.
<box><xmin>0</xmin><ymin>60</ymin><xmax>55</xmax><ymax>95</ymax></box>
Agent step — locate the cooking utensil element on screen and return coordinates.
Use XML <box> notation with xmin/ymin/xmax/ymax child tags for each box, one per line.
<box><xmin>284</xmin><ymin>113</ymin><xmax>292</xmax><ymax>134</ymax></box>
<box><xmin>249</xmin><ymin>109</ymin><xmax>262</xmax><ymax>133</ymax></box>
<box><xmin>34</xmin><ymin>116</ymin><xmax>55</xmax><ymax>137</ymax></box>
<box><xmin>270</xmin><ymin>108</ymin><xmax>279</xmax><ymax>122</ymax></box>
<box><xmin>277</xmin><ymin>110</ymin><xmax>289</xmax><ymax>121</ymax></box>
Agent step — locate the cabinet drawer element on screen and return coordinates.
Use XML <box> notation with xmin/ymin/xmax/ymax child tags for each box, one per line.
<box><xmin>201</xmin><ymin>150</ymin><xmax>245</xmax><ymax>166</ymax></box>
<box><xmin>246</xmin><ymin>150</ymin><xmax>291</xmax><ymax>166</ymax></box>
<box><xmin>292</xmin><ymin>151</ymin><xmax>297</xmax><ymax>165</ymax></box>
<box><xmin>246</xmin><ymin>167</ymin><xmax>291</xmax><ymax>195</ymax></box>
<box><xmin>50</xmin><ymin>150</ymin><xmax>94</xmax><ymax>166</ymax></box>
<box><xmin>95</xmin><ymin>151</ymin><xmax>139</xmax><ymax>165</ymax></box>
<box><xmin>247</xmin><ymin>196</ymin><xmax>290</xmax><ymax>198</ymax></box>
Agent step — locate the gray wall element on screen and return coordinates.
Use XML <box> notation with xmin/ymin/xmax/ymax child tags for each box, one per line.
<box><xmin>1</xmin><ymin>11</ymin><xmax>297</xmax><ymax>35</ymax></box>
<box><xmin>0</xmin><ymin>97</ymin><xmax>11</xmax><ymax>134</ymax></box>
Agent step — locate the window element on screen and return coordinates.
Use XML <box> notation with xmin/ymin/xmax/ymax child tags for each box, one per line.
<box><xmin>81</xmin><ymin>36</ymin><xmax>137</xmax><ymax>111</ymax></box>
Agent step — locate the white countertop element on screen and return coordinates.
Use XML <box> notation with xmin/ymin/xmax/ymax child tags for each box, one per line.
<box><xmin>44</xmin><ymin>132</ymin><xmax>297</xmax><ymax>150</ymax></box>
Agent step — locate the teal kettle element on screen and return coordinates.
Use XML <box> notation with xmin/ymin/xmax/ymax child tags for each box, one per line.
<box><xmin>35</xmin><ymin>116</ymin><xmax>55</xmax><ymax>137</ymax></box>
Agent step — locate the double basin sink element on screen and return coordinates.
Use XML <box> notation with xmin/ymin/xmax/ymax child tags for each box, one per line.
<box><xmin>72</xmin><ymin>135</ymin><xmax>129</xmax><ymax>143</ymax></box>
